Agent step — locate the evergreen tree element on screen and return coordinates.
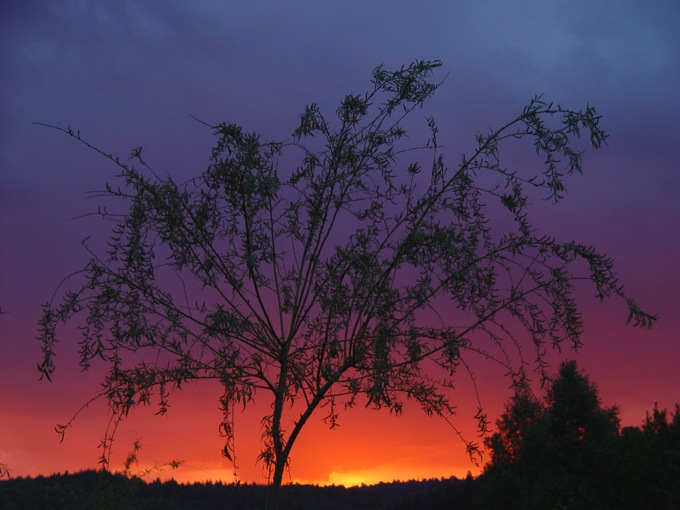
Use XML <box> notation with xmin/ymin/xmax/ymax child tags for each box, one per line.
<box><xmin>479</xmin><ymin>361</ymin><xmax>620</xmax><ymax>509</ymax></box>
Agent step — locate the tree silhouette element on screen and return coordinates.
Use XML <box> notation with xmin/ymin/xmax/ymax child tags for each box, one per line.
<box><xmin>480</xmin><ymin>361</ymin><xmax>622</xmax><ymax>509</ymax></box>
<box><xmin>483</xmin><ymin>388</ymin><xmax>544</xmax><ymax>468</ymax></box>
<box><xmin>617</xmin><ymin>404</ymin><xmax>680</xmax><ymax>509</ymax></box>
<box><xmin>544</xmin><ymin>360</ymin><xmax>619</xmax><ymax>442</ymax></box>
<box><xmin>37</xmin><ymin>60</ymin><xmax>653</xmax><ymax>510</ymax></box>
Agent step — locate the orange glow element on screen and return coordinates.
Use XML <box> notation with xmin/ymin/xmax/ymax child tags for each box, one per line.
<box><xmin>1</xmin><ymin>311</ymin><xmax>673</xmax><ymax>487</ymax></box>
<box><xmin>300</xmin><ymin>464</ymin><xmax>475</xmax><ymax>487</ymax></box>
<box><xmin>2</xmin><ymin>314</ymin><xmax>674</xmax><ymax>487</ymax></box>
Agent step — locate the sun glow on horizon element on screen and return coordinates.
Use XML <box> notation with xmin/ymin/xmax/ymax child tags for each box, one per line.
<box><xmin>292</xmin><ymin>464</ymin><xmax>477</xmax><ymax>488</ymax></box>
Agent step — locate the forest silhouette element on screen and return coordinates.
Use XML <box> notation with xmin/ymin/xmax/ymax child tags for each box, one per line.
<box><xmin>2</xmin><ymin>361</ymin><xmax>678</xmax><ymax>509</ymax></box>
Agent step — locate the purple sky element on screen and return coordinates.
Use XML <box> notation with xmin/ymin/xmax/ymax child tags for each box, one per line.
<box><xmin>1</xmin><ymin>0</ymin><xmax>679</xmax><ymax>485</ymax></box>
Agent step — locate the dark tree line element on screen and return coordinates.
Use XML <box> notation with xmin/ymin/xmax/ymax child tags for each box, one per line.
<box><xmin>0</xmin><ymin>471</ymin><xmax>461</xmax><ymax>510</ymax></box>
<box><xmin>385</xmin><ymin>361</ymin><xmax>679</xmax><ymax>510</ymax></box>
<box><xmin>474</xmin><ymin>360</ymin><xmax>680</xmax><ymax>510</ymax></box>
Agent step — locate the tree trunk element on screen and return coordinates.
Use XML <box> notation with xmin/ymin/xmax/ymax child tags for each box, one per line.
<box><xmin>266</xmin><ymin>458</ymin><xmax>286</xmax><ymax>510</ymax></box>
<box><xmin>266</xmin><ymin>354</ymin><xmax>288</xmax><ymax>510</ymax></box>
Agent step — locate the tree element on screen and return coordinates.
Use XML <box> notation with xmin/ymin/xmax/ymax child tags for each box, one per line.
<box><xmin>37</xmin><ymin>60</ymin><xmax>654</xmax><ymax>510</ymax></box>
<box><xmin>483</xmin><ymin>388</ymin><xmax>544</xmax><ymax>468</ymax></box>
<box><xmin>479</xmin><ymin>361</ymin><xmax>622</xmax><ymax>509</ymax></box>
<box><xmin>544</xmin><ymin>359</ymin><xmax>620</xmax><ymax>442</ymax></box>
<box><xmin>618</xmin><ymin>404</ymin><xmax>680</xmax><ymax>509</ymax></box>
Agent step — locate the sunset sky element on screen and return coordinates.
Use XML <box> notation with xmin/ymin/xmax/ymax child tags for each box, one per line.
<box><xmin>1</xmin><ymin>1</ymin><xmax>679</xmax><ymax>487</ymax></box>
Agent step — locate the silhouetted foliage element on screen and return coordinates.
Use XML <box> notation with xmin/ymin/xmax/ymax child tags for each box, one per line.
<box><xmin>120</xmin><ymin>439</ymin><xmax>184</xmax><ymax>480</ymax></box>
<box><xmin>476</xmin><ymin>361</ymin><xmax>679</xmax><ymax>509</ymax></box>
<box><xmin>482</xmin><ymin>388</ymin><xmax>544</xmax><ymax>468</ymax></box>
<box><xmin>615</xmin><ymin>404</ymin><xmax>680</xmax><ymax>509</ymax></box>
<box><xmin>0</xmin><ymin>470</ymin><xmax>141</xmax><ymax>510</ymax></box>
<box><xmin>37</xmin><ymin>59</ymin><xmax>653</xmax><ymax>510</ymax></box>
